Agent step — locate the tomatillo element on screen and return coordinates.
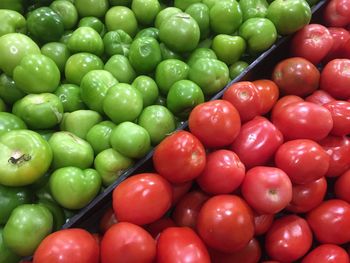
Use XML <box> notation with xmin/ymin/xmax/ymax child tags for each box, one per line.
<box><xmin>0</xmin><ymin>112</ymin><xmax>27</xmax><ymax>137</ymax></box>
<box><xmin>185</xmin><ymin>3</ymin><xmax>210</xmax><ymax>39</ymax></box>
<box><xmin>103</xmin><ymin>29</ymin><xmax>132</xmax><ymax>57</ymax></box>
<box><xmin>50</xmin><ymin>0</ymin><xmax>78</xmax><ymax>30</ymax></box>
<box><xmin>105</xmin><ymin>6</ymin><xmax>138</xmax><ymax>37</ymax></box>
<box><xmin>86</xmin><ymin>121</ymin><xmax>116</xmax><ymax>154</ymax></box>
<box><xmin>210</xmin><ymin>0</ymin><xmax>242</xmax><ymax>34</ymax></box>
<box><xmin>68</xmin><ymin>26</ymin><xmax>104</xmax><ymax>56</ymax></box>
<box><xmin>55</xmin><ymin>84</ymin><xmax>86</xmax><ymax>112</ymax></box>
<box><xmin>132</xmin><ymin>0</ymin><xmax>161</xmax><ymax>25</ymax></box>
<box><xmin>78</xmin><ymin>17</ymin><xmax>106</xmax><ymax>37</ymax></box>
<box><xmin>212</xmin><ymin>34</ymin><xmax>246</xmax><ymax>65</ymax></box>
<box><xmin>0</xmin><ymin>9</ymin><xmax>26</xmax><ymax>37</ymax></box>
<box><xmin>41</xmin><ymin>42</ymin><xmax>71</xmax><ymax>73</ymax></box>
<box><xmin>155</xmin><ymin>7</ymin><xmax>182</xmax><ymax>28</ymax></box>
<box><xmin>239</xmin><ymin>0</ymin><xmax>269</xmax><ymax>21</ymax></box>
<box><xmin>187</xmin><ymin>47</ymin><xmax>217</xmax><ymax>66</ymax></box>
<box><xmin>75</xmin><ymin>0</ymin><xmax>109</xmax><ymax>18</ymax></box>
<box><xmin>104</xmin><ymin>54</ymin><xmax>136</xmax><ymax>84</ymax></box>
<box><xmin>132</xmin><ymin>75</ymin><xmax>159</xmax><ymax>107</ymax></box>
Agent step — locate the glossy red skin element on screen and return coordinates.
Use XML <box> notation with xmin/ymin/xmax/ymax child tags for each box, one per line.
<box><xmin>241</xmin><ymin>166</ymin><xmax>292</xmax><ymax>214</ymax></box>
<box><xmin>324</xmin><ymin>0</ymin><xmax>350</xmax><ymax>27</ymax></box>
<box><xmin>324</xmin><ymin>100</ymin><xmax>350</xmax><ymax>136</ymax></box>
<box><xmin>188</xmin><ymin>100</ymin><xmax>241</xmax><ymax>148</ymax></box>
<box><xmin>197</xmin><ymin>195</ymin><xmax>254</xmax><ymax>253</ymax></box>
<box><xmin>272</xmin><ymin>101</ymin><xmax>333</xmax><ymax>141</ymax></box>
<box><xmin>171</xmin><ymin>181</ymin><xmax>193</xmax><ymax>205</ymax></box>
<box><xmin>272</xmin><ymin>57</ymin><xmax>320</xmax><ymax>97</ymax></box>
<box><xmin>319</xmin><ymin>135</ymin><xmax>350</xmax><ymax>177</ymax></box>
<box><xmin>112</xmin><ymin>173</ymin><xmax>172</xmax><ymax>225</ymax></box>
<box><xmin>156</xmin><ymin>227</ymin><xmax>210</xmax><ymax>263</ymax></box>
<box><xmin>254</xmin><ymin>212</ymin><xmax>274</xmax><ymax>236</ymax></box>
<box><xmin>324</xmin><ymin>27</ymin><xmax>350</xmax><ymax>62</ymax></box>
<box><xmin>99</xmin><ymin>207</ymin><xmax>118</xmax><ymax>234</ymax></box>
<box><xmin>287</xmin><ymin>177</ymin><xmax>327</xmax><ymax>213</ymax></box>
<box><xmin>196</xmin><ymin>150</ymin><xmax>245</xmax><ymax>194</ymax></box>
<box><xmin>253</xmin><ymin>79</ymin><xmax>279</xmax><ymax>115</ymax></box>
<box><xmin>231</xmin><ymin>116</ymin><xmax>284</xmax><ymax>169</ymax></box>
<box><xmin>305</xmin><ymin>90</ymin><xmax>335</xmax><ymax>105</ymax></box>
<box><xmin>222</xmin><ymin>81</ymin><xmax>262</xmax><ymax>122</ymax></box>
<box><xmin>101</xmin><ymin>222</ymin><xmax>156</xmax><ymax>263</ymax></box>
<box><xmin>145</xmin><ymin>217</ymin><xmax>177</xmax><ymax>239</ymax></box>
<box><xmin>335</xmin><ymin>169</ymin><xmax>350</xmax><ymax>203</ymax></box>
<box><xmin>321</xmin><ymin>59</ymin><xmax>350</xmax><ymax>100</ymax></box>
<box><xmin>307</xmin><ymin>199</ymin><xmax>350</xmax><ymax>244</ymax></box>
<box><xmin>265</xmin><ymin>215</ymin><xmax>313</xmax><ymax>263</ymax></box>
<box><xmin>302</xmin><ymin>244</ymin><xmax>350</xmax><ymax>263</ymax></box>
<box><xmin>275</xmin><ymin>139</ymin><xmax>330</xmax><ymax>184</ymax></box>
<box><xmin>172</xmin><ymin>190</ymin><xmax>209</xmax><ymax>229</ymax></box>
<box><xmin>33</xmin><ymin>229</ymin><xmax>99</xmax><ymax>263</ymax></box>
<box><xmin>153</xmin><ymin>131</ymin><xmax>206</xmax><ymax>183</ymax></box>
<box><xmin>291</xmin><ymin>24</ymin><xmax>334</xmax><ymax>64</ymax></box>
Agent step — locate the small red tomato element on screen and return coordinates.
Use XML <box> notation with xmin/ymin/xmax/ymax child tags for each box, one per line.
<box><xmin>144</xmin><ymin>217</ymin><xmax>176</xmax><ymax>239</ymax></box>
<box><xmin>305</xmin><ymin>90</ymin><xmax>335</xmax><ymax>105</ymax></box>
<box><xmin>324</xmin><ymin>0</ymin><xmax>350</xmax><ymax>27</ymax></box>
<box><xmin>241</xmin><ymin>166</ymin><xmax>292</xmax><ymax>214</ymax></box>
<box><xmin>323</xmin><ymin>100</ymin><xmax>350</xmax><ymax>136</ymax></box>
<box><xmin>253</xmin><ymin>79</ymin><xmax>279</xmax><ymax>115</ymax></box>
<box><xmin>265</xmin><ymin>215</ymin><xmax>313</xmax><ymax>263</ymax></box>
<box><xmin>324</xmin><ymin>27</ymin><xmax>350</xmax><ymax>62</ymax></box>
<box><xmin>254</xmin><ymin>212</ymin><xmax>274</xmax><ymax>236</ymax></box>
<box><xmin>171</xmin><ymin>181</ymin><xmax>193</xmax><ymax>205</ymax></box>
<box><xmin>335</xmin><ymin>169</ymin><xmax>350</xmax><ymax>202</ymax></box>
<box><xmin>99</xmin><ymin>207</ymin><xmax>118</xmax><ymax>234</ymax></box>
<box><xmin>302</xmin><ymin>244</ymin><xmax>350</xmax><ymax>263</ymax></box>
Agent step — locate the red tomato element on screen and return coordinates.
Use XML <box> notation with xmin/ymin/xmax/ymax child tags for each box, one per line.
<box><xmin>231</xmin><ymin>116</ymin><xmax>283</xmax><ymax>169</ymax></box>
<box><xmin>307</xmin><ymin>199</ymin><xmax>350</xmax><ymax>244</ymax></box>
<box><xmin>305</xmin><ymin>90</ymin><xmax>335</xmax><ymax>105</ymax></box>
<box><xmin>197</xmin><ymin>195</ymin><xmax>254</xmax><ymax>253</ymax></box>
<box><xmin>171</xmin><ymin>181</ymin><xmax>193</xmax><ymax>205</ymax></box>
<box><xmin>196</xmin><ymin>150</ymin><xmax>245</xmax><ymax>194</ymax></box>
<box><xmin>153</xmin><ymin>131</ymin><xmax>206</xmax><ymax>184</ymax></box>
<box><xmin>291</xmin><ymin>24</ymin><xmax>334</xmax><ymax>64</ymax></box>
<box><xmin>254</xmin><ymin>212</ymin><xmax>274</xmax><ymax>236</ymax></box>
<box><xmin>144</xmin><ymin>217</ymin><xmax>177</xmax><ymax>239</ymax></box>
<box><xmin>335</xmin><ymin>169</ymin><xmax>350</xmax><ymax>203</ymax></box>
<box><xmin>287</xmin><ymin>177</ymin><xmax>327</xmax><ymax>213</ymax></box>
<box><xmin>99</xmin><ymin>207</ymin><xmax>118</xmax><ymax>234</ymax></box>
<box><xmin>272</xmin><ymin>101</ymin><xmax>333</xmax><ymax>141</ymax></box>
<box><xmin>188</xmin><ymin>100</ymin><xmax>241</xmax><ymax>148</ymax></box>
<box><xmin>33</xmin><ymin>229</ymin><xmax>99</xmax><ymax>263</ymax></box>
<box><xmin>320</xmin><ymin>59</ymin><xmax>350</xmax><ymax>100</ymax></box>
<box><xmin>156</xmin><ymin>227</ymin><xmax>210</xmax><ymax>263</ymax></box>
<box><xmin>241</xmin><ymin>166</ymin><xmax>292</xmax><ymax>214</ymax></box>
<box><xmin>324</xmin><ymin>100</ymin><xmax>350</xmax><ymax>136</ymax></box>
<box><xmin>324</xmin><ymin>27</ymin><xmax>350</xmax><ymax>62</ymax></box>
<box><xmin>265</xmin><ymin>215</ymin><xmax>313</xmax><ymax>262</ymax></box>
<box><xmin>252</xmin><ymin>79</ymin><xmax>279</xmax><ymax>115</ymax></box>
<box><xmin>302</xmin><ymin>244</ymin><xmax>350</xmax><ymax>263</ymax></box>
<box><xmin>272</xmin><ymin>57</ymin><xmax>320</xmax><ymax>97</ymax></box>
<box><xmin>275</xmin><ymin>139</ymin><xmax>330</xmax><ymax>184</ymax></box>
<box><xmin>172</xmin><ymin>190</ymin><xmax>209</xmax><ymax>229</ymax></box>
<box><xmin>222</xmin><ymin>81</ymin><xmax>262</xmax><ymax>122</ymax></box>
<box><xmin>91</xmin><ymin>233</ymin><xmax>101</xmax><ymax>245</ymax></box>
<box><xmin>101</xmin><ymin>222</ymin><xmax>156</xmax><ymax>263</ymax></box>
<box><xmin>112</xmin><ymin>173</ymin><xmax>172</xmax><ymax>225</ymax></box>
<box><xmin>324</xmin><ymin>0</ymin><xmax>350</xmax><ymax>27</ymax></box>
<box><xmin>272</xmin><ymin>95</ymin><xmax>304</xmax><ymax>114</ymax></box>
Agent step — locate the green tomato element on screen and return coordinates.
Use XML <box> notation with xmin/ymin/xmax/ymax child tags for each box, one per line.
<box><xmin>50</xmin><ymin>167</ymin><xmax>101</xmax><ymax>210</ymax></box>
<box><xmin>86</xmin><ymin>121</ymin><xmax>116</xmax><ymax>155</ymax></box>
<box><xmin>138</xmin><ymin>105</ymin><xmax>176</xmax><ymax>145</ymax></box>
<box><xmin>132</xmin><ymin>0</ymin><xmax>161</xmax><ymax>25</ymax></box>
<box><xmin>132</xmin><ymin>75</ymin><xmax>159</xmax><ymax>107</ymax></box>
<box><xmin>155</xmin><ymin>7</ymin><xmax>182</xmax><ymax>28</ymax></box>
<box><xmin>187</xmin><ymin>47</ymin><xmax>217</xmax><ymax>66</ymax></box>
<box><xmin>0</xmin><ymin>228</ymin><xmax>21</xmax><ymax>263</ymax></box>
<box><xmin>211</xmin><ymin>35</ymin><xmax>246</xmax><ymax>65</ymax></box>
<box><xmin>160</xmin><ymin>43</ymin><xmax>183</xmax><ymax>60</ymax></box>
<box><xmin>3</xmin><ymin>204</ymin><xmax>53</xmax><ymax>256</ymax></box>
<box><xmin>135</xmin><ymin>27</ymin><xmax>159</xmax><ymax>40</ymax></box>
<box><xmin>50</xmin><ymin>0</ymin><xmax>78</xmax><ymax>30</ymax></box>
<box><xmin>78</xmin><ymin>16</ymin><xmax>106</xmax><ymax>36</ymax></box>
<box><xmin>0</xmin><ymin>9</ymin><xmax>26</xmax><ymax>37</ymax></box>
<box><xmin>55</xmin><ymin>84</ymin><xmax>86</xmax><ymax>112</ymax></box>
<box><xmin>0</xmin><ymin>74</ymin><xmax>25</xmax><ymax>105</ymax></box>
<box><xmin>37</xmin><ymin>199</ymin><xmax>65</xmax><ymax>231</ymax></box>
<box><xmin>94</xmin><ymin>148</ymin><xmax>133</xmax><ymax>185</ymax></box>
<box><xmin>80</xmin><ymin>70</ymin><xmax>118</xmax><ymax>114</ymax></box>
<box><xmin>75</xmin><ymin>0</ymin><xmax>109</xmax><ymax>18</ymax></box>
<box><xmin>239</xmin><ymin>0</ymin><xmax>268</xmax><ymax>21</ymax></box>
<box><xmin>104</xmin><ymin>54</ymin><xmax>136</xmax><ymax>83</ymax></box>
<box><xmin>175</xmin><ymin>0</ymin><xmax>201</xmax><ymax>10</ymax></box>
<box><xmin>185</xmin><ymin>3</ymin><xmax>210</xmax><ymax>39</ymax></box>
<box><xmin>210</xmin><ymin>0</ymin><xmax>242</xmax><ymax>34</ymax></box>
<box><xmin>60</xmin><ymin>30</ymin><xmax>73</xmax><ymax>44</ymax></box>
<box><xmin>229</xmin><ymin>61</ymin><xmax>249</xmax><ymax>79</ymax></box>
<box><xmin>67</xmin><ymin>27</ymin><xmax>104</xmax><ymax>56</ymax></box>
<box><xmin>0</xmin><ymin>0</ymin><xmax>24</xmax><ymax>13</ymax></box>
<box><xmin>105</xmin><ymin>6</ymin><xmax>138</xmax><ymax>37</ymax></box>
<box><xmin>103</xmin><ymin>30</ymin><xmax>132</xmax><ymax>57</ymax></box>
<box><xmin>110</xmin><ymin>121</ymin><xmax>151</xmax><ymax>159</ymax></box>
<box><xmin>41</xmin><ymin>42</ymin><xmax>71</xmax><ymax>72</ymax></box>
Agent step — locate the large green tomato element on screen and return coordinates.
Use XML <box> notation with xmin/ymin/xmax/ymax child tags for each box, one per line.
<box><xmin>78</xmin><ymin>17</ymin><xmax>106</xmax><ymax>37</ymax></box>
<box><xmin>185</xmin><ymin>3</ymin><xmax>210</xmax><ymax>39</ymax></box>
<box><xmin>229</xmin><ymin>61</ymin><xmax>249</xmax><ymax>79</ymax></box>
<box><xmin>210</xmin><ymin>0</ymin><xmax>242</xmax><ymax>34</ymax></box>
<box><xmin>135</xmin><ymin>27</ymin><xmax>159</xmax><ymax>40</ymax></box>
<box><xmin>0</xmin><ymin>228</ymin><xmax>21</xmax><ymax>263</ymax></box>
<box><xmin>0</xmin><ymin>112</ymin><xmax>26</xmax><ymax>137</ymax></box>
<box><xmin>174</xmin><ymin>0</ymin><xmax>201</xmax><ymax>10</ymax></box>
<box><xmin>75</xmin><ymin>0</ymin><xmax>109</xmax><ymax>17</ymax></box>
<box><xmin>239</xmin><ymin>0</ymin><xmax>269</xmax><ymax>21</ymax></box>
<box><xmin>0</xmin><ymin>33</ymin><xmax>40</xmax><ymax>76</ymax></box>
<box><xmin>0</xmin><ymin>74</ymin><xmax>25</xmax><ymax>105</ymax></box>
<box><xmin>155</xmin><ymin>7</ymin><xmax>182</xmax><ymax>28</ymax></box>
<box><xmin>50</xmin><ymin>0</ymin><xmax>78</xmax><ymax>30</ymax></box>
<box><xmin>94</xmin><ymin>148</ymin><xmax>133</xmax><ymax>185</ymax></box>
<box><xmin>68</xmin><ymin>26</ymin><xmax>104</xmax><ymax>56</ymax></box>
<box><xmin>49</xmin><ymin>167</ymin><xmax>101</xmax><ymax>210</ymax></box>
<box><xmin>0</xmin><ymin>130</ymin><xmax>52</xmax><ymax>186</ymax></box>
<box><xmin>103</xmin><ymin>30</ymin><xmax>132</xmax><ymax>57</ymax></box>
<box><xmin>105</xmin><ymin>6</ymin><xmax>138</xmax><ymax>37</ymax></box>
<box><xmin>37</xmin><ymin>199</ymin><xmax>65</xmax><ymax>231</ymax></box>
<box><xmin>104</xmin><ymin>54</ymin><xmax>136</xmax><ymax>84</ymax></box>
<box><xmin>55</xmin><ymin>84</ymin><xmax>86</xmax><ymax>112</ymax></box>
<box><xmin>86</xmin><ymin>121</ymin><xmax>116</xmax><ymax>154</ymax></box>
<box><xmin>41</xmin><ymin>42</ymin><xmax>71</xmax><ymax>73</ymax></box>
<box><xmin>160</xmin><ymin>43</ymin><xmax>183</xmax><ymax>60</ymax></box>
<box><xmin>3</xmin><ymin>204</ymin><xmax>53</xmax><ymax>256</ymax></box>
<box><xmin>132</xmin><ymin>0</ymin><xmax>161</xmax><ymax>25</ymax></box>
<box><xmin>187</xmin><ymin>47</ymin><xmax>217</xmax><ymax>66</ymax></box>
<box><xmin>131</xmin><ymin>75</ymin><xmax>159</xmax><ymax>107</ymax></box>
<box><xmin>211</xmin><ymin>35</ymin><xmax>246</xmax><ymax>65</ymax></box>
<box><xmin>0</xmin><ymin>9</ymin><xmax>26</xmax><ymax>37</ymax></box>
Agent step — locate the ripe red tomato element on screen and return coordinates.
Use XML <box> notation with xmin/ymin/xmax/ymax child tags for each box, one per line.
<box><xmin>265</xmin><ymin>215</ymin><xmax>313</xmax><ymax>262</ymax></box>
<box><xmin>335</xmin><ymin>169</ymin><xmax>350</xmax><ymax>203</ymax></box>
<box><xmin>253</xmin><ymin>212</ymin><xmax>274</xmax><ymax>236</ymax></box>
<box><xmin>307</xmin><ymin>199</ymin><xmax>350</xmax><ymax>244</ymax></box>
<box><xmin>171</xmin><ymin>181</ymin><xmax>193</xmax><ymax>205</ymax></box>
<box><xmin>156</xmin><ymin>227</ymin><xmax>210</xmax><ymax>263</ymax></box>
<box><xmin>112</xmin><ymin>173</ymin><xmax>172</xmax><ymax>225</ymax></box>
<box><xmin>33</xmin><ymin>229</ymin><xmax>99</xmax><ymax>263</ymax></box>
<box><xmin>231</xmin><ymin>116</ymin><xmax>283</xmax><ymax>169</ymax></box>
<box><xmin>272</xmin><ymin>57</ymin><xmax>320</xmax><ymax>97</ymax></box>
<box><xmin>144</xmin><ymin>217</ymin><xmax>176</xmax><ymax>239</ymax></box>
<box><xmin>324</xmin><ymin>0</ymin><xmax>350</xmax><ymax>27</ymax></box>
<box><xmin>101</xmin><ymin>222</ymin><xmax>156</xmax><ymax>263</ymax></box>
<box><xmin>324</xmin><ymin>27</ymin><xmax>350</xmax><ymax>62</ymax></box>
<box><xmin>153</xmin><ymin>131</ymin><xmax>206</xmax><ymax>184</ymax></box>
<box><xmin>302</xmin><ymin>244</ymin><xmax>350</xmax><ymax>263</ymax></box>
<box><xmin>324</xmin><ymin>100</ymin><xmax>350</xmax><ymax>136</ymax></box>
<box><xmin>252</xmin><ymin>79</ymin><xmax>279</xmax><ymax>115</ymax></box>
<box><xmin>291</xmin><ymin>24</ymin><xmax>334</xmax><ymax>64</ymax></box>
<box><xmin>241</xmin><ymin>166</ymin><xmax>292</xmax><ymax>214</ymax></box>
<box><xmin>197</xmin><ymin>195</ymin><xmax>254</xmax><ymax>253</ymax></box>
<box><xmin>188</xmin><ymin>100</ymin><xmax>241</xmax><ymax>148</ymax></box>
<box><xmin>99</xmin><ymin>207</ymin><xmax>118</xmax><ymax>234</ymax></box>
<box><xmin>305</xmin><ymin>90</ymin><xmax>335</xmax><ymax>105</ymax></box>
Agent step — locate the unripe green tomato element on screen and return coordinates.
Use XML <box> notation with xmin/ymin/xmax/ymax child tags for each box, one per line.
<box><xmin>75</xmin><ymin>0</ymin><xmax>109</xmax><ymax>18</ymax></box>
<box><xmin>60</xmin><ymin>30</ymin><xmax>73</xmax><ymax>45</ymax></box>
<box><xmin>185</xmin><ymin>3</ymin><xmax>210</xmax><ymax>39</ymax></box>
<box><xmin>78</xmin><ymin>16</ymin><xmax>106</xmax><ymax>37</ymax></box>
<box><xmin>132</xmin><ymin>75</ymin><xmax>159</xmax><ymax>107</ymax></box>
<box><xmin>135</xmin><ymin>27</ymin><xmax>159</xmax><ymax>40</ymax></box>
<box><xmin>229</xmin><ymin>61</ymin><xmax>249</xmax><ymax>79</ymax></box>
<box><xmin>105</xmin><ymin>6</ymin><xmax>138</xmax><ymax>37</ymax></box>
<box><xmin>0</xmin><ymin>9</ymin><xmax>26</xmax><ymax>37</ymax></box>
<box><xmin>50</xmin><ymin>0</ymin><xmax>78</xmax><ymax>30</ymax></box>
<box><xmin>54</xmin><ymin>84</ymin><xmax>86</xmax><ymax>112</ymax></box>
<box><xmin>68</xmin><ymin>27</ymin><xmax>104</xmax><ymax>56</ymax></box>
<box><xmin>155</xmin><ymin>7</ymin><xmax>182</xmax><ymax>28</ymax></box>
<box><xmin>0</xmin><ymin>73</ymin><xmax>25</xmax><ymax>105</ymax></box>
<box><xmin>86</xmin><ymin>121</ymin><xmax>116</xmax><ymax>155</ymax></box>
<box><xmin>212</xmin><ymin>34</ymin><xmax>246</xmax><ymax>65</ymax></box>
<box><xmin>41</xmin><ymin>42</ymin><xmax>71</xmax><ymax>72</ymax></box>
<box><xmin>187</xmin><ymin>47</ymin><xmax>217</xmax><ymax>66</ymax></box>
<box><xmin>0</xmin><ymin>228</ymin><xmax>21</xmax><ymax>263</ymax></box>
<box><xmin>159</xmin><ymin>43</ymin><xmax>183</xmax><ymax>60</ymax></box>
<box><xmin>103</xmin><ymin>30</ymin><xmax>132</xmax><ymax>57</ymax></box>
<box><xmin>37</xmin><ymin>199</ymin><xmax>66</xmax><ymax>231</ymax></box>
<box><xmin>104</xmin><ymin>54</ymin><xmax>136</xmax><ymax>84</ymax></box>
<box><xmin>239</xmin><ymin>0</ymin><xmax>269</xmax><ymax>21</ymax></box>
<box><xmin>210</xmin><ymin>0</ymin><xmax>242</xmax><ymax>34</ymax></box>
<box><xmin>0</xmin><ymin>112</ymin><xmax>26</xmax><ymax>137</ymax></box>
<box><xmin>132</xmin><ymin>0</ymin><xmax>161</xmax><ymax>25</ymax></box>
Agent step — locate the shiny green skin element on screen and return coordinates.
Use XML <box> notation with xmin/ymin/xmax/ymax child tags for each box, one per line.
<box><xmin>132</xmin><ymin>0</ymin><xmax>161</xmax><ymax>25</ymax></box>
<box><xmin>86</xmin><ymin>121</ymin><xmax>116</xmax><ymax>154</ymax></box>
<box><xmin>104</xmin><ymin>54</ymin><xmax>136</xmax><ymax>84</ymax></box>
<box><xmin>60</xmin><ymin>110</ymin><xmax>102</xmax><ymax>139</ymax></box>
<box><xmin>55</xmin><ymin>84</ymin><xmax>86</xmax><ymax>112</ymax></box>
<box><xmin>68</xmin><ymin>27</ymin><xmax>104</xmax><ymax>56</ymax></box>
<box><xmin>175</xmin><ymin>0</ymin><xmax>201</xmax><ymax>10</ymax></box>
<box><xmin>41</xmin><ymin>42</ymin><xmax>71</xmax><ymax>72</ymax></box>
<box><xmin>129</xmin><ymin>37</ymin><xmax>162</xmax><ymax>74</ymax></box>
<box><xmin>212</xmin><ymin>35</ymin><xmax>246</xmax><ymax>65</ymax></box>
<box><xmin>27</xmin><ymin>7</ymin><xmax>64</xmax><ymax>43</ymax></box>
<box><xmin>48</xmin><ymin>131</ymin><xmax>94</xmax><ymax>169</ymax></box>
<box><xmin>0</xmin><ymin>0</ymin><xmax>24</xmax><ymax>13</ymax></box>
<box><xmin>105</xmin><ymin>6</ymin><xmax>138</xmax><ymax>37</ymax></box>
<box><xmin>155</xmin><ymin>7</ymin><xmax>181</xmax><ymax>28</ymax></box>
<box><xmin>0</xmin><ymin>10</ymin><xmax>26</xmax><ymax>37</ymax></box>
<box><xmin>189</xmin><ymin>58</ymin><xmax>230</xmax><ymax>95</ymax></box>
<box><xmin>135</xmin><ymin>27</ymin><xmax>159</xmax><ymax>40</ymax></box>
<box><xmin>160</xmin><ymin>43</ymin><xmax>183</xmax><ymax>60</ymax></box>
<box><xmin>138</xmin><ymin>105</ymin><xmax>176</xmax><ymax>145</ymax></box>
<box><xmin>49</xmin><ymin>167</ymin><xmax>101</xmax><ymax>210</ymax></box>
<box><xmin>159</xmin><ymin>13</ymin><xmax>200</xmax><ymax>53</ymax></box>
<box><xmin>0</xmin><ymin>228</ymin><xmax>21</xmax><ymax>263</ymax></box>
<box><xmin>110</xmin><ymin>121</ymin><xmax>151</xmax><ymax>159</ymax></box>
<box><xmin>38</xmin><ymin>199</ymin><xmax>66</xmax><ymax>231</ymax></box>
<box><xmin>187</xmin><ymin>47</ymin><xmax>217</xmax><ymax>66</ymax></box>
<box><xmin>132</xmin><ymin>75</ymin><xmax>159</xmax><ymax>107</ymax></box>
<box><xmin>239</xmin><ymin>18</ymin><xmax>277</xmax><ymax>53</ymax></box>
<box><xmin>103</xmin><ymin>30</ymin><xmax>132</xmax><ymax>57</ymax></box>
<box><xmin>0</xmin><ymin>98</ymin><xmax>5</xmax><ymax>112</ymax></box>
<box><xmin>155</xmin><ymin>59</ymin><xmax>189</xmax><ymax>95</ymax></box>
<box><xmin>103</xmin><ymin>83</ymin><xmax>143</xmax><ymax>124</ymax></box>
<box><xmin>0</xmin><ymin>112</ymin><xmax>27</xmax><ymax>137</ymax></box>
<box><xmin>210</xmin><ymin>0</ymin><xmax>242</xmax><ymax>34</ymax></box>
<box><xmin>75</xmin><ymin>0</ymin><xmax>109</xmax><ymax>18</ymax></box>
<box><xmin>3</xmin><ymin>204</ymin><xmax>53</xmax><ymax>256</ymax></box>
<box><xmin>13</xmin><ymin>54</ymin><xmax>60</xmax><ymax>94</ymax></box>
<box><xmin>229</xmin><ymin>61</ymin><xmax>249</xmax><ymax>79</ymax></box>
<box><xmin>185</xmin><ymin>3</ymin><xmax>210</xmax><ymax>39</ymax></box>
<box><xmin>50</xmin><ymin>0</ymin><xmax>78</xmax><ymax>30</ymax></box>
<box><xmin>12</xmin><ymin>93</ymin><xmax>63</xmax><ymax>130</ymax></box>
<box><xmin>94</xmin><ymin>148</ymin><xmax>133</xmax><ymax>185</ymax></box>
<box><xmin>266</xmin><ymin>0</ymin><xmax>311</xmax><ymax>35</ymax></box>
<box><xmin>80</xmin><ymin>70</ymin><xmax>118</xmax><ymax>114</ymax></box>
<box><xmin>78</xmin><ymin>17</ymin><xmax>106</xmax><ymax>37</ymax></box>
<box><xmin>0</xmin><ymin>33</ymin><xmax>40</xmax><ymax>76</ymax></box>
<box><xmin>60</xmin><ymin>30</ymin><xmax>73</xmax><ymax>45</ymax></box>
<box><xmin>239</xmin><ymin>0</ymin><xmax>268</xmax><ymax>21</ymax></box>
<box><xmin>0</xmin><ymin>74</ymin><xmax>25</xmax><ymax>105</ymax></box>
<box><xmin>65</xmin><ymin>53</ymin><xmax>104</xmax><ymax>85</ymax></box>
